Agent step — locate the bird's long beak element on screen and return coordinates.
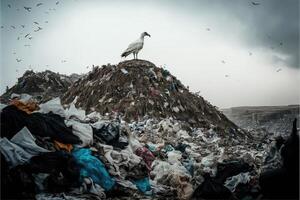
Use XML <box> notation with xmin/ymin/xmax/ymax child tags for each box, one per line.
<box><xmin>147</xmin><ymin>33</ymin><xmax>151</xmax><ymax>37</ymax></box>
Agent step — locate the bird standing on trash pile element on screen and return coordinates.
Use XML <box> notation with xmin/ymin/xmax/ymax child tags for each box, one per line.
<box><xmin>121</xmin><ymin>32</ymin><xmax>151</xmax><ymax>60</ymax></box>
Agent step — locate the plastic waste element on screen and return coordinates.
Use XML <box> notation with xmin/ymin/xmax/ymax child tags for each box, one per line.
<box><xmin>133</xmin><ymin>177</ymin><xmax>151</xmax><ymax>193</ymax></box>
<box><xmin>72</xmin><ymin>148</ymin><xmax>115</xmax><ymax>191</ymax></box>
<box><xmin>38</xmin><ymin>97</ymin><xmax>65</xmax><ymax>118</ymax></box>
<box><xmin>224</xmin><ymin>172</ymin><xmax>251</xmax><ymax>192</ymax></box>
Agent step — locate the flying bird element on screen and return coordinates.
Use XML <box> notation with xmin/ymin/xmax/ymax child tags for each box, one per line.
<box><xmin>25</xmin><ymin>33</ymin><xmax>30</xmax><ymax>38</ymax></box>
<box><xmin>206</xmin><ymin>28</ymin><xmax>210</xmax><ymax>31</ymax></box>
<box><xmin>1</xmin><ymin>26</ymin><xmax>4</xmax><ymax>29</ymax></box>
<box><xmin>34</xmin><ymin>27</ymin><xmax>43</xmax><ymax>32</ymax></box>
<box><xmin>21</xmin><ymin>25</ymin><xmax>25</xmax><ymax>28</ymax></box>
<box><xmin>249</xmin><ymin>52</ymin><xmax>252</xmax><ymax>56</ymax></box>
<box><xmin>56</xmin><ymin>1</ymin><xmax>60</xmax><ymax>5</ymax></box>
<box><xmin>24</xmin><ymin>44</ymin><xmax>31</xmax><ymax>47</ymax></box>
<box><xmin>45</xmin><ymin>21</ymin><xmax>49</xmax><ymax>23</ymax></box>
<box><xmin>11</xmin><ymin>25</ymin><xmax>16</xmax><ymax>29</ymax></box>
<box><xmin>251</xmin><ymin>2</ymin><xmax>260</xmax><ymax>5</ymax></box>
<box><xmin>34</xmin><ymin>21</ymin><xmax>39</xmax><ymax>25</ymax></box>
<box><xmin>221</xmin><ymin>60</ymin><xmax>226</xmax><ymax>64</ymax></box>
<box><xmin>276</xmin><ymin>68</ymin><xmax>282</xmax><ymax>72</ymax></box>
<box><xmin>8</xmin><ymin>4</ymin><xmax>11</xmax><ymax>8</ymax></box>
<box><xmin>16</xmin><ymin>59</ymin><xmax>22</xmax><ymax>62</ymax></box>
<box><xmin>36</xmin><ymin>3</ymin><xmax>43</xmax><ymax>7</ymax></box>
<box><xmin>225</xmin><ymin>75</ymin><xmax>229</xmax><ymax>78</ymax></box>
<box><xmin>28</xmin><ymin>37</ymin><xmax>33</xmax><ymax>40</ymax></box>
<box><xmin>61</xmin><ymin>60</ymin><xmax>67</xmax><ymax>63</ymax></box>
<box><xmin>121</xmin><ymin>32</ymin><xmax>151</xmax><ymax>59</ymax></box>
<box><xmin>24</xmin><ymin>6</ymin><xmax>32</xmax><ymax>12</ymax></box>
<box><xmin>279</xmin><ymin>42</ymin><xmax>283</xmax><ymax>46</ymax></box>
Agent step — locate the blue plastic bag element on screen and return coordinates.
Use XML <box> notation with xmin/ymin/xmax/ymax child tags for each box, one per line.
<box><xmin>72</xmin><ymin>148</ymin><xmax>115</xmax><ymax>191</ymax></box>
<box><xmin>133</xmin><ymin>177</ymin><xmax>151</xmax><ymax>193</ymax></box>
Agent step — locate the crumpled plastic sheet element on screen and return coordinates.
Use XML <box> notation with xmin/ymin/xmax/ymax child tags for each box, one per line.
<box><xmin>99</xmin><ymin>143</ymin><xmax>142</xmax><ymax>177</ymax></box>
<box><xmin>65</xmin><ymin>102</ymin><xmax>86</xmax><ymax>121</ymax></box>
<box><xmin>151</xmin><ymin>160</ymin><xmax>193</xmax><ymax>199</ymax></box>
<box><xmin>38</xmin><ymin>97</ymin><xmax>66</xmax><ymax>118</ymax></box>
<box><xmin>65</xmin><ymin>119</ymin><xmax>93</xmax><ymax>147</ymax></box>
<box><xmin>133</xmin><ymin>177</ymin><xmax>152</xmax><ymax>193</ymax></box>
<box><xmin>72</xmin><ymin>148</ymin><xmax>115</xmax><ymax>191</ymax></box>
<box><xmin>224</xmin><ymin>172</ymin><xmax>251</xmax><ymax>192</ymax></box>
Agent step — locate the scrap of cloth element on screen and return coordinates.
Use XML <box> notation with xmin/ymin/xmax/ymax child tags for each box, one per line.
<box><xmin>1</xmin><ymin>105</ymin><xmax>81</xmax><ymax>144</ymax></box>
<box><xmin>0</xmin><ymin>127</ymin><xmax>49</xmax><ymax>167</ymax></box>
<box><xmin>10</xmin><ymin>99</ymin><xmax>39</xmax><ymax>114</ymax></box>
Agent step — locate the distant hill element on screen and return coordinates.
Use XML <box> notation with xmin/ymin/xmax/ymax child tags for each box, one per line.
<box><xmin>222</xmin><ymin>105</ymin><xmax>299</xmax><ymax>135</ymax></box>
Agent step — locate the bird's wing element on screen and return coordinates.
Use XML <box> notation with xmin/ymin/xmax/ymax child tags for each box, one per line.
<box><xmin>121</xmin><ymin>39</ymin><xmax>143</xmax><ymax>56</ymax></box>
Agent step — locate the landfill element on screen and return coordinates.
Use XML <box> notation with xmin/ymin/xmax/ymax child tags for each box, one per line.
<box><xmin>1</xmin><ymin>60</ymin><xmax>299</xmax><ymax>199</ymax></box>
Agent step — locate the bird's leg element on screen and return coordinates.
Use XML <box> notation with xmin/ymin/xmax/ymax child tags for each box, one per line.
<box><xmin>136</xmin><ymin>52</ymin><xmax>138</xmax><ymax>60</ymax></box>
<box><xmin>133</xmin><ymin>53</ymin><xmax>136</xmax><ymax>60</ymax></box>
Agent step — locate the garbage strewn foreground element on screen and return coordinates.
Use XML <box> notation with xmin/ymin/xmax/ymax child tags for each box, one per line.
<box><xmin>0</xmin><ymin>60</ymin><xmax>299</xmax><ymax>199</ymax></box>
<box><xmin>1</xmin><ymin>95</ymin><xmax>299</xmax><ymax>199</ymax></box>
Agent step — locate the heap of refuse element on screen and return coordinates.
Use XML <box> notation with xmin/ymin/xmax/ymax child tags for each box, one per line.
<box><xmin>1</xmin><ymin>70</ymin><xmax>82</xmax><ymax>104</ymax></box>
<box><xmin>62</xmin><ymin>60</ymin><xmax>240</xmax><ymax>133</ymax></box>
<box><xmin>1</xmin><ymin>60</ymin><xmax>299</xmax><ymax>200</ymax></box>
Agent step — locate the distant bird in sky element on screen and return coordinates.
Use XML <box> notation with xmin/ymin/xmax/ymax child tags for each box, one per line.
<box><xmin>276</xmin><ymin>68</ymin><xmax>282</xmax><ymax>72</ymax></box>
<box><xmin>25</xmin><ymin>33</ymin><xmax>30</xmax><ymax>38</ymax></box>
<box><xmin>11</xmin><ymin>25</ymin><xmax>16</xmax><ymax>29</ymax></box>
<box><xmin>61</xmin><ymin>60</ymin><xmax>67</xmax><ymax>63</ymax></box>
<box><xmin>28</xmin><ymin>37</ymin><xmax>33</xmax><ymax>40</ymax></box>
<box><xmin>8</xmin><ymin>4</ymin><xmax>11</xmax><ymax>8</ymax></box>
<box><xmin>251</xmin><ymin>2</ymin><xmax>260</xmax><ymax>5</ymax></box>
<box><xmin>121</xmin><ymin>32</ymin><xmax>151</xmax><ymax>59</ymax></box>
<box><xmin>24</xmin><ymin>6</ymin><xmax>32</xmax><ymax>12</ymax></box>
<box><xmin>249</xmin><ymin>52</ymin><xmax>252</xmax><ymax>56</ymax></box>
<box><xmin>36</xmin><ymin>3</ymin><xmax>43</xmax><ymax>7</ymax></box>
<box><xmin>56</xmin><ymin>1</ymin><xmax>60</xmax><ymax>5</ymax></box>
<box><xmin>16</xmin><ymin>59</ymin><xmax>22</xmax><ymax>62</ymax></box>
<box><xmin>1</xmin><ymin>26</ymin><xmax>4</xmax><ymax>29</ymax></box>
<box><xmin>34</xmin><ymin>21</ymin><xmax>39</xmax><ymax>25</ymax></box>
<box><xmin>280</xmin><ymin>42</ymin><xmax>283</xmax><ymax>46</ymax></box>
<box><xmin>45</xmin><ymin>21</ymin><xmax>49</xmax><ymax>23</ymax></box>
<box><xmin>21</xmin><ymin>25</ymin><xmax>25</xmax><ymax>28</ymax></box>
<box><xmin>225</xmin><ymin>75</ymin><xmax>229</xmax><ymax>78</ymax></box>
<box><xmin>17</xmin><ymin>37</ymin><xmax>20</xmax><ymax>40</ymax></box>
<box><xmin>221</xmin><ymin>60</ymin><xmax>226</xmax><ymax>64</ymax></box>
<box><xmin>24</xmin><ymin>44</ymin><xmax>31</xmax><ymax>47</ymax></box>
<box><xmin>34</xmin><ymin>27</ymin><xmax>43</xmax><ymax>32</ymax></box>
<box><xmin>206</xmin><ymin>28</ymin><xmax>210</xmax><ymax>31</ymax></box>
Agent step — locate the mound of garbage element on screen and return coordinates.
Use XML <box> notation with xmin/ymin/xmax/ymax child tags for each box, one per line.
<box><xmin>62</xmin><ymin>60</ymin><xmax>240</xmax><ymax>133</ymax></box>
<box><xmin>0</xmin><ymin>60</ymin><xmax>298</xmax><ymax>200</ymax></box>
<box><xmin>1</xmin><ymin>70</ymin><xmax>82</xmax><ymax>103</ymax></box>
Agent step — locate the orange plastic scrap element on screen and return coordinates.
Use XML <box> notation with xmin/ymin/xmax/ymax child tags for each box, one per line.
<box><xmin>10</xmin><ymin>99</ymin><xmax>39</xmax><ymax>114</ymax></box>
<box><xmin>54</xmin><ymin>140</ymin><xmax>73</xmax><ymax>152</ymax></box>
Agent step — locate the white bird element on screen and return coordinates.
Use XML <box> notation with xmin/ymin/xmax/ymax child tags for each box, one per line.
<box><xmin>121</xmin><ymin>32</ymin><xmax>151</xmax><ymax>59</ymax></box>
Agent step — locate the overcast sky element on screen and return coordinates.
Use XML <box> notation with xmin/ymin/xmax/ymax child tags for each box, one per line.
<box><xmin>0</xmin><ymin>0</ymin><xmax>299</xmax><ymax>108</ymax></box>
